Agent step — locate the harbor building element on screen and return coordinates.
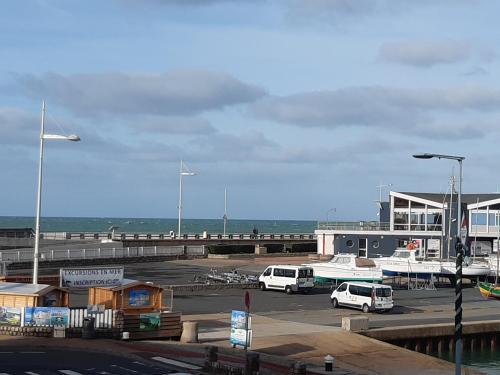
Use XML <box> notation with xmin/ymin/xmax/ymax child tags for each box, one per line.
<box><xmin>316</xmin><ymin>191</ymin><xmax>500</xmax><ymax>259</ymax></box>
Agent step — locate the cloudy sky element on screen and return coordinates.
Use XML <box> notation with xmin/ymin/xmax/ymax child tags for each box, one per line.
<box><xmin>1</xmin><ymin>0</ymin><xmax>500</xmax><ymax>221</ymax></box>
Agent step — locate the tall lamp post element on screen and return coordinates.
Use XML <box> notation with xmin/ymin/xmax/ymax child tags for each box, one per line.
<box><xmin>326</xmin><ymin>208</ymin><xmax>336</xmax><ymax>224</ymax></box>
<box><xmin>413</xmin><ymin>152</ymin><xmax>465</xmax><ymax>375</ymax></box>
<box><xmin>177</xmin><ymin>160</ymin><xmax>196</xmax><ymax>237</ymax></box>
<box><xmin>34</xmin><ymin>100</ymin><xmax>80</xmax><ymax>285</ymax></box>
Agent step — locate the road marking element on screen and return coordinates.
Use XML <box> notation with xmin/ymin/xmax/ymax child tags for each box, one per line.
<box><xmin>0</xmin><ymin>373</ymin><xmax>11</xmax><ymax>375</ymax></box>
<box><xmin>152</xmin><ymin>356</ymin><xmax>202</xmax><ymax>370</ymax></box>
<box><xmin>111</xmin><ymin>364</ymin><xmax>138</xmax><ymax>373</ymax></box>
<box><xmin>25</xmin><ymin>372</ymin><xmax>40</xmax><ymax>375</ymax></box>
<box><xmin>132</xmin><ymin>361</ymin><xmax>147</xmax><ymax>366</ymax></box>
<box><xmin>20</xmin><ymin>352</ymin><xmax>45</xmax><ymax>354</ymax></box>
<box><xmin>59</xmin><ymin>371</ymin><xmax>83</xmax><ymax>375</ymax></box>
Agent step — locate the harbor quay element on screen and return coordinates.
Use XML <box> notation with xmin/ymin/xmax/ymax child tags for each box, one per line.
<box><xmin>6</xmin><ymin>255</ymin><xmax>494</xmax><ymax>375</ymax></box>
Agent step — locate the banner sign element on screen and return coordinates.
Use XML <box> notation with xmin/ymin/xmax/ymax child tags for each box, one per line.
<box><xmin>129</xmin><ymin>289</ymin><xmax>150</xmax><ymax>307</ymax></box>
<box><xmin>60</xmin><ymin>266</ymin><xmax>124</xmax><ymax>288</ymax></box>
<box><xmin>0</xmin><ymin>307</ymin><xmax>21</xmax><ymax>326</ymax></box>
<box><xmin>230</xmin><ymin>310</ymin><xmax>252</xmax><ymax>347</ymax></box>
<box><xmin>87</xmin><ymin>304</ymin><xmax>105</xmax><ymax>314</ymax></box>
<box><xmin>139</xmin><ymin>313</ymin><xmax>160</xmax><ymax>331</ymax></box>
<box><xmin>24</xmin><ymin>307</ymin><xmax>70</xmax><ymax>327</ymax></box>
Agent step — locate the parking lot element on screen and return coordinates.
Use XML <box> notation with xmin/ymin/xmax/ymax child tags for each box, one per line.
<box><xmin>33</xmin><ymin>257</ymin><xmax>500</xmax><ymax>329</ymax></box>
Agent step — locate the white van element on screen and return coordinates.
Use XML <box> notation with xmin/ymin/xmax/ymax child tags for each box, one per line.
<box><xmin>330</xmin><ymin>281</ymin><xmax>393</xmax><ymax>313</ymax></box>
<box><xmin>259</xmin><ymin>265</ymin><xmax>315</xmax><ymax>294</ymax></box>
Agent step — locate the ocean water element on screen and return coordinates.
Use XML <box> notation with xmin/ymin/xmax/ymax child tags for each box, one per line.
<box><xmin>435</xmin><ymin>350</ymin><xmax>500</xmax><ymax>375</ymax></box>
<box><xmin>0</xmin><ymin>216</ymin><xmax>317</xmax><ymax>234</ymax></box>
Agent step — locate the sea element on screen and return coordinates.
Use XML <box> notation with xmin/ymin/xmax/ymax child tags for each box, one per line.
<box><xmin>435</xmin><ymin>350</ymin><xmax>500</xmax><ymax>375</ymax></box>
<box><xmin>0</xmin><ymin>216</ymin><xmax>317</xmax><ymax>234</ymax></box>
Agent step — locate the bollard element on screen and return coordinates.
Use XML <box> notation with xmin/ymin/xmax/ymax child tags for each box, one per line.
<box><xmin>293</xmin><ymin>361</ymin><xmax>307</xmax><ymax>375</ymax></box>
<box><xmin>180</xmin><ymin>321</ymin><xmax>199</xmax><ymax>343</ymax></box>
<box><xmin>245</xmin><ymin>352</ymin><xmax>259</xmax><ymax>375</ymax></box>
<box><xmin>324</xmin><ymin>354</ymin><xmax>334</xmax><ymax>372</ymax></box>
<box><xmin>204</xmin><ymin>345</ymin><xmax>218</xmax><ymax>370</ymax></box>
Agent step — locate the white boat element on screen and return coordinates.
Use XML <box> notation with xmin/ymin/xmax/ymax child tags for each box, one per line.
<box><xmin>440</xmin><ymin>259</ymin><xmax>490</xmax><ymax>278</ymax></box>
<box><xmin>373</xmin><ymin>249</ymin><xmax>442</xmax><ymax>279</ymax></box>
<box><xmin>305</xmin><ymin>254</ymin><xmax>383</xmax><ymax>284</ymax></box>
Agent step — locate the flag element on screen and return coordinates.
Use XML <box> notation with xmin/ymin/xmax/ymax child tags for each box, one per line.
<box><xmin>460</xmin><ymin>210</ymin><xmax>468</xmax><ymax>242</ymax></box>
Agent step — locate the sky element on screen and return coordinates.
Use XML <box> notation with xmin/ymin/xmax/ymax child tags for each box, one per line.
<box><xmin>1</xmin><ymin>0</ymin><xmax>500</xmax><ymax>221</ymax></box>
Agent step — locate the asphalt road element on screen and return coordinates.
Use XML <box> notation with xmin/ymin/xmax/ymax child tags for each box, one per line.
<box><xmin>0</xmin><ymin>348</ymin><xmax>197</xmax><ymax>374</ymax></box>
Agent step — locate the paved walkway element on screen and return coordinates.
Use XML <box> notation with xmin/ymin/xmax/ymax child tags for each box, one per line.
<box><xmin>183</xmin><ymin>312</ymin><xmax>482</xmax><ymax>375</ymax></box>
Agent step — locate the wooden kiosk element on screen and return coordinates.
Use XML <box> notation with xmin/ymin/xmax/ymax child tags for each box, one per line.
<box><xmin>0</xmin><ymin>282</ymin><xmax>69</xmax><ymax>308</ymax></box>
<box><xmin>88</xmin><ymin>279</ymin><xmax>180</xmax><ymax>339</ymax></box>
<box><xmin>88</xmin><ymin>279</ymin><xmax>164</xmax><ymax>313</ymax></box>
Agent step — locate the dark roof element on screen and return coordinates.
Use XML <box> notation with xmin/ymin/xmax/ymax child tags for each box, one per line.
<box><xmin>398</xmin><ymin>192</ymin><xmax>500</xmax><ymax>205</ymax></box>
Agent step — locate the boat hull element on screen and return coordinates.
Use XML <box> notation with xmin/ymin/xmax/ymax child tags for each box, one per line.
<box><xmin>479</xmin><ymin>282</ymin><xmax>500</xmax><ymax>299</ymax></box>
<box><xmin>309</xmin><ymin>264</ymin><xmax>382</xmax><ymax>284</ymax></box>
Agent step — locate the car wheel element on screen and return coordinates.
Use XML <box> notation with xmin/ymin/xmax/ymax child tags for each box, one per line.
<box><xmin>331</xmin><ymin>298</ymin><xmax>339</xmax><ymax>308</ymax></box>
<box><xmin>285</xmin><ymin>285</ymin><xmax>293</xmax><ymax>294</ymax></box>
<box><xmin>362</xmin><ymin>304</ymin><xmax>370</xmax><ymax>313</ymax></box>
<box><xmin>259</xmin><ymin>282</ymin><xmax>266</xmax><ymax>291</ymax></box>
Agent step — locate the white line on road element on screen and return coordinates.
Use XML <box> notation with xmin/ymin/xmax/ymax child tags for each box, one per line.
<box><xmin>59</xmin><ymin>371</ymin><xmax>83</xmax><ymax>375</ymax></box>
<box><xmin>25</xmin><ymin>372</ymin><xmax>40</xmax><ymax>375</ymax></box>
<box><xmin>110</xmin><ymin>364</ymin><xmax>138</xmax><ymax>373</ymax></box>
<box><xmin>20</xmin><ymin>352</ymin><xmax>45</xmax><ymax>354</ymax></box>
<box><xmin>151</xmin><ymin>356</ymin><xmax>202</xmax><ymax>370</ymax></box>
<box><xmin>0</xmin><ymin>373</ymin><xmax>11</xmax><ymax>375</ymax></box>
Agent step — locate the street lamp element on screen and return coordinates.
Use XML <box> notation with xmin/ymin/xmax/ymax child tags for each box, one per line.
<box><xmin>34</xmin><ymin>100</ymin><xmax>80</xmax><ymax>285</ymax></box>
<box><xmin>326</xmin><ymin>208</ymin><xmax>336</xmax><ymax>223</ymax></box>
<box><xmin>413</xmin><ymin>152</ymin><xmax>465</xmax><ymax>375</ymax></box>
<box><xmin>177</xmin><ymin>160</ymin><xmax>196</xmax><ymax>237</ymax></box>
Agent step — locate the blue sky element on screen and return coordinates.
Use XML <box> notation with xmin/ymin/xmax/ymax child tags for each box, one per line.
<box><xmin>2</xmin><ymin>0</ymin><xmax>500</xmax><ymax>221</ymax></box>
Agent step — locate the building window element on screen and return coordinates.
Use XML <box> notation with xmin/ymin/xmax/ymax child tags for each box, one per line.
<box><xmin>346</xmin><ymin>240</ymin><xmax>353</xmax><ymax>247</ymax></box>
<box><xmin>372</xmin><ymin>240</ymin><xmax>380</xmax><ymax>249</ymax></box>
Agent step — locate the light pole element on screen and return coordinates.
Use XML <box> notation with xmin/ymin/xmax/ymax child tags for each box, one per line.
<box><xmin>413</xmin><ymin>152</ymin><xmax>464</xmax><ymax>375</ymax></box>
<box><xmin>34</xmin><ymin>100</ymin><xmax>80</xmax><ymax>285</ymax></box>
<box><xmin>326</xmin><ymin>208</ymin><xmax>336</xmax><ymax>223</ymax></box>
<box><xmin>177</xmin><ymin>160</ymin><xmax>196</xmax><ymax>237</ymax></box>
<box><xmin>223</xmin><ymin>188</ymin><xmax>228</xmax><ymax>236</ymax></box>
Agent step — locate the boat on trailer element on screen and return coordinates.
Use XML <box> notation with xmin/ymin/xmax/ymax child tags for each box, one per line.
<box><xmin>305</xmin><ymin>253</ymin><xmax>383</xmax><ymax>284</ymax></box>
<box><xmin>372</xmin><ymin>248</ymin><xmax>442</xmax><ymax>279</ymax></box>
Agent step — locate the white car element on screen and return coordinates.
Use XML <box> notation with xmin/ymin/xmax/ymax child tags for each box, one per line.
<box><xmin>330</xmin><ymin>281</ymin><xmax>393</xmax><ymax>313</ymax></box>
<box><xmin>259</xmin><ymin>265</ymin><xmax>314</xmax><ymax>294</ymax></box>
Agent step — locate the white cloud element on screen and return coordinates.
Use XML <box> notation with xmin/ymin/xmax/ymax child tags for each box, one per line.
<box><xmin>379</xmin><ymin>40</ymin><xmax>471</xmax><ymax>67</ymax></box>
<box><xmin>13</xmin><ymin>70</ymin><xmax>266</xmax><ymax>118</ymax></box>
<box><xmin>250</xmin><ymin>85</ymin><xmax>500</xmax><ymax>139</ymax></box>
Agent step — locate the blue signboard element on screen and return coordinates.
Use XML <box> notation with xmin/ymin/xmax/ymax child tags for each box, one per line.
<box><xmin>230</xmin><ymin>310</ymin><xmax>251</xmax><ymax>347</ymax></box>
<box><xmin>24</xmin><ymin>307</ymin><xmax>69</xmax><ymax>327</ymax></box>
<box><xmin>129</xmin><ymin>289</ymin><xmax>150</xmax><ymax>307</ymax></box>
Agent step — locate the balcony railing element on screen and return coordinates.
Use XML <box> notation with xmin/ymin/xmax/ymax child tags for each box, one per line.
<box><xmin>317</xmin><ymin>221</ymin><xmax>390</xmax><ymax>231</ymax></box>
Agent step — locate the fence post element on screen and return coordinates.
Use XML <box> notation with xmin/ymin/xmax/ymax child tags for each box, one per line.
<box><xmin>67</xmin><ymin>249</ymin><xmax>70</xmax><ymax>259</ymax></box>
<box><xmin>141</xmin><ymin>247</ymin><xmax>144</xmax><ymax>257</ymax></box>
<box><xmin>127</xmin><ymin>248</ymin><xmax>130</xmax><ymax>257</ymax></box>
<box><xmin>154</xmin><ymin>246</ymin><xmax>157</xmax><ymax>256</ymax></box>
<box><xmin>17</xmin><ymin>251</ymin><xmax>20</xmax><ymax>262</ymax></box>
<box><xmin>98</xmin><ymin>248</ymin><xmax>101</xmax><ymax>258</ymax></box>
<box><xmin>51</xmin><ymin>249</ymin><xmax>54</xmax><ymax>261</ymax></box>
<box><xmin>113</xmin><ymin>248</ymin><xmax>116</xmax><ymax>258</ymax></box>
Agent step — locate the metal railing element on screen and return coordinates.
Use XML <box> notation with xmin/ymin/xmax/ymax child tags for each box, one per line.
<box><xmin>40</xmin><ymin>232</ymin><xmax>316</xmax><ymax>241</ymax></box>
<box><xmin>0</xmin><ymin>245</ymin><xmax>206</xmax><ymax>263</ymax></box>
<box><xmin>317</xmin><ymin>221</ymin><xmax>391</xmax><ymax>231</ymax></box>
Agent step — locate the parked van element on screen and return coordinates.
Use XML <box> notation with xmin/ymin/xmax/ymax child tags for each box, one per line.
<box><xmin>259</xmin><ymin>265</ymin><xmax>314</xmax><ymax>294</ymax></box>
<box><xmin>330</xmin><ymin>281</ymin><xmax>393</xmax><ymax>313</ymax></box>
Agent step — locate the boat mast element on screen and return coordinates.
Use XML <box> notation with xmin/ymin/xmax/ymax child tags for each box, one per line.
<box><xmin>447</xmin><ymin>175</ymin><xmax>455</xmax><ymax>261</ymax></box>
<box><xmin>496</xmin><ymin>211</ymin><xmax>499</xmax><ymax>285</ymax></box>
<box><xmin>473</xmin><ymin>197</ymin><xmax>479</xmax><ymax>259</ymax></box>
